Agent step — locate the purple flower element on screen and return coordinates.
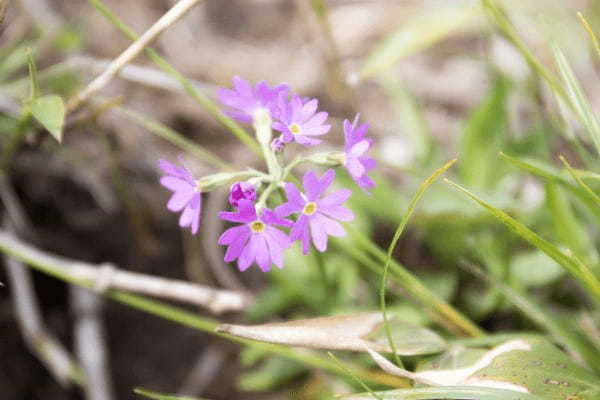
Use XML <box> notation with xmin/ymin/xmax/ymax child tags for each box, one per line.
<box><xmin>218</xmin><ymin>200</ymin><xmax>292</xmax><ymax>272</ymax></box>
<box><xmin>276</xmin><ymin>169</ymin><xmax>353</xmax><ymax>254</ymax></box>
<box><xmin>159</xmin><ymin>159</ymin><xmax>202</xmax><ymax>235</ymax></box>
<box><xmin>229</xmin><ymin>182</ymin><xmax>257</xmax><ymax>208</ymax></box>
<box><xmin>273</xmin><ymin>94</ymin><xmax>331</xmax><ymax>146</ymax></box>
<box><xmin>343</xmin><ymin>114</ymin><xmax>376</xmax><ymax>193</ymax></box>
<box><xmin>217</xmin><ymin>76</ymin><xmax>288</xmax><ymax>124</ymax></box>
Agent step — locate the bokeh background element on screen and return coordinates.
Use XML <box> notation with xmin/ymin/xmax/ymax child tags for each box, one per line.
<box><xmin>2</xmin><ymin>0</ymin><xmax>600</xmax><ymax>399</ymax></box>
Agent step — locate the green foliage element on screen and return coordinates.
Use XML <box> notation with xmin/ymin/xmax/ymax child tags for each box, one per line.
<box><xmin>25</xmin><ymin>95</ymin><xmax>65</xmax><ymax>142</ymax></box>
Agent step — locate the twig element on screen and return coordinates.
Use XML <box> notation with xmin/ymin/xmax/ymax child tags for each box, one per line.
<box><xmin>0</xmin><ymin>231</ymin><xmax>253</xmax><ymax>313</ymax></box>
<box><xmin>67</xmin><ymin>0</ymin><xmax>204</xmax><ymax>112</ymax></box>
<box><xmin>5</xmin><ymin>254</ymin><xmax>85</xmax><ymax>387</ymax></box>
<box><xmin>67</xmin><ymin>55</ymin><xmax>218</xmax><ymax>94</ymax></box>
<box><xmin>71</xmin><ymin>287</ymin><xmax>115</xmax><ymax>400</ymax></box>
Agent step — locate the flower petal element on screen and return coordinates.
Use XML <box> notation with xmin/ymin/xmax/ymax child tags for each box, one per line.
<box><xmin>254</xmin><ymin>235</ymin><xmax>272</xmax><ymax>272</ymax></box>
<box><xmin>318</xmin><ymin>205</ymin><xmax>354</xmax><ymax>222</ymax></box>
<box><xmin>167</xmin><ymin>188</ymin><xmax>195</xmax><ymax>212</ymax></box>
<box><xmin>238</xmin><ymin>235</ymin><xmax>258</xmax><ymax>271</ymax></box>
<box><xmin>315</xmin><ymin>213</ymin><xmax>346</xmax><ymax>237</ymax></box>
<box><xmin>219</xmin><ymin>225</ymin><xmax>248</xmax><ymax>245</ymax></box>
<box><xmin>160</xmin><ymin>176</ymin><xmax>193</xmax><ymax>192</ymax></box>
<box><xmin>318</xmin><ymin>189</ymin><xmax>352</xmax><ymax>208</ymax></box>
<box><xmin>309</xmin><ymin>217</ymin><xmax>328</xmax><ymax>252</ymax></box>
<box><xmin>224</xmin><ymin>228</ymin><xmax>250</xmax><ymax>262</ymax></box>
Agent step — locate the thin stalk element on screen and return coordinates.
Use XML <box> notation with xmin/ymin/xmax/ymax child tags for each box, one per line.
<box><xmin>380</xmin><ymin>159</ymin><xmax>456</xmax><ymax>366</ymax></box>
<box><xmin>87</xmin><ymin>0</ymin><xmax>261</xmax><ymax>155</ymax></box>
<box><xmin>344</xmin><ymin>227</ymin><xmax>484</xmax><ymax>338</ymax></box>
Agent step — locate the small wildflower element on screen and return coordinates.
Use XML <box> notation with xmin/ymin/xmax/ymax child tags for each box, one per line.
<box><xmin>229</xmin><ymin>182</ymin><xmax>257</xmax><ymax>208</ymax></box>
<box><xmin>159</xmin><ymin>159</ymin><xmax>202</xmax><ymax>234</ymax></box>
<box><xmin>273</xmin><ymin>94</ymin><xmax>330</xmax><ymax>146</ymax></box>
<box><xmin>343</xmin><ymin>114</ymin><xmax>376</xmax><ymax>192</ymax></box>
<box><xmin>218</xmin><ymin>200</ymin><xmax>291</xmax><ymax>272</ymax></box>
<box><xmin>276</xmin><ymin>169</ymin><xmax>353</xmax><ymax>254</ymax></box>
<box><xmin>217</xmin><ymin>76</ymin><xmax>288</xmax><ymax>124</ymax></box>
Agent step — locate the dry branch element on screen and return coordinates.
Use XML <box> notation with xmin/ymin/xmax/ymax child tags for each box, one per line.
<box><xmin>0</xmin><ymin>231</ymin><xmax>252</xmax><ymax>313</ymax></box>
<box><xmin>67</xmin><ymin>0</ymin><xmax>204</xmax><ymax>112</ymax></box>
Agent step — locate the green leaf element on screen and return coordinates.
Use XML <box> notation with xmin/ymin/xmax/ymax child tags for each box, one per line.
<box><xmin>446</xmin><ymin>179</ymin><xmax>600</xmax><ymax>304</ymax></box>
<box><xmin>133</xmin><ymin>388</ymin><xmax>205</xmax><ymax>400</ymax></box>
<box><xmin>0</xmin><ymin>43</ymin><xmax>32</xmax><ymax>81</ymax></box>
<box><xmin>27</xmin><ymin>95</ymin><xmax>65</xmax><ymax>142</ymax></box>
<box><xmin>545</xmin><ymin>182</ymin><xmax>597</xmax><ymax>264</ymax></box>
<box><xmin>459</xmin><ymin>76</ymin><xmax>509</xmax><ymax>189</ymax></box>
<box><xmin>366</xmin><ymin>338</ymin><xmax>600</xmax><ymax>399</ymax></box>
<box><xmin>360</xmin><ymin>3</ymin><xmax>481</xmax><ymax>78</ymax></box>
<box><xmin>342</xmin><ymin>386</ymin><xmax>544</xmax><ymax>400</ymax></box>
<box><xmin>472</xmin><ymin>338</ymin><xmax>600</xmax><ymax>399</ymax></box>
<box><xmin>500</xmin><ymin>152</ymin><xmax>600</xmax><ymax>224</ymax></box>
<box><xmin>367</xmin><ymin>319</ymin><xmax>447</xmax><ymax>356</ymax></box>
<box><xmin>510</xmin><ymin>249</ymin><xmax>564</xmax><ymax>288</ymax></box>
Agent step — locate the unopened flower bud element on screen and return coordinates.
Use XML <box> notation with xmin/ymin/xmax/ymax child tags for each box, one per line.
<box><xmin>229</xmin><ymin>182</ymin><xmax>257</xmax><ymax>208</ymax></box>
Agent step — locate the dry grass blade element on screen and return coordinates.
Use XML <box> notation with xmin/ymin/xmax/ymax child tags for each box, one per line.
<box><xmin>217</xmin><ymin>313</ymin><xmax>390</xmax><ymax>353</ymax></box>
<box><xmin>67</xmin><ymin>0</ymin><xmax>203</xmax><ymax>112</ymax></box>
<box><xmin>0</xmin><ymin>232</ymin><xmax>252</xmax><ymax>313</ymax></box>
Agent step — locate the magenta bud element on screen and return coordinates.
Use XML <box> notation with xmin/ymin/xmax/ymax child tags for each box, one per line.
<box><xmin>229</xmin><ymin>182</ymin><xmax>257</xmax><ymax>208</ymax></box>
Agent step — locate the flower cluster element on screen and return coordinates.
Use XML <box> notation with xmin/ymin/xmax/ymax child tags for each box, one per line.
<box><xmin>159</xmin><ymin>76</ymin><xmax>376</xmax><ymax>272</ymax></box>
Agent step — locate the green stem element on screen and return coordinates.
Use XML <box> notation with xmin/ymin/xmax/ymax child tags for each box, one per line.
<box><xmin>87</xmin><ymin>0</ymin><xmax>261</xmax><ymax>156</ymax></box>
<box><xmin>380</xmin><ymin>159</ymin><xmax>457</xmax><ymax>366</ymax></box>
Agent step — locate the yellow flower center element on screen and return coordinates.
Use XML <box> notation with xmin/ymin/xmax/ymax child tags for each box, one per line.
<box><xmin>289</xmin><ymin>123</ymin><xmax>302</xmax><ymax>135</ymax></box>
<box><xmin>303</xmin><ymin>202</ymin><xmax>317</xmax><ymax>215</ymax></box>
<box><xmin>250</xmin><ymin>220</ymin><xmax>266</xmax><ymax>233</ymax></box>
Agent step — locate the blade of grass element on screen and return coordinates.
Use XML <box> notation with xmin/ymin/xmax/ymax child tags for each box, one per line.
<box><xmin>545</xmin><ymin>181</ymin><xmax>597</xmax><ymax>265</ymax></box>
<box><xmin>481</xmin><ymin>0</ymin><xmax>569</xmax><ymax>106</ymax></box>
<box><xmin>560</xmin><ymin>155</ymin><xmax>600</xmax><ymax>207</ymax></box>
<box><xmin>380</xmin><ymin>159</ymin><xmax>456</xmax><ymax>366</ymax></box>
<box><xmin>553</xmin><ymin>45</ymin><xmax>600</xmax><ymax>155</ymax></box>
<box><xmin>0</xmin><ymin>231</ymin><xmax>407</xmax><ymax>388</ymax></box>
<box><xmin>577</xmin><ymin>12</ymin><xmax>600</xmax><ymax>60</ymax></box>
<box><xmin>500</xmin><ymin>152</ymin><xmax>600</xmax><ymax>223</ymax></box>
<box><xmin>134</xmin><ymin>388</ymin><xmax>206</xmax><ymax>400</ymax></box>
<box><xmin>339</xmin><ymin>227</ymin><xmax>485</xmax><ymax>338</ymax></box>
<box><xmin>87</xmin><ymin>0</ymin><xmax>260</xmax><ymax>155</ymax></box>
<box><xmin>328</xmin><ymin>352</ymin><xmax>383</xmax><ymax>400</ymax></box>
<box><xmin>445</xmin><ymin>179</ymin><xmax>600</xmax><ymax>304</ymax></box>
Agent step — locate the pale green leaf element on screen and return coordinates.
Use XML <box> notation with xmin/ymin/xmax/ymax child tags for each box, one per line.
<box><xmin>28</xmin><ymin>95</ymin><xmax>65</xmax><ymax>142</ymax></box>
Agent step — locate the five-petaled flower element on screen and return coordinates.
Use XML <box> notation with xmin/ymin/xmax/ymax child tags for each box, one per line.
<box><xmin>343</xmin><ymin>114</ymin><xmax>376</xmax><ymax>193</ymax></box>
<box><xmin>276</xmin><ymin>169</ymin><xmax>354</xmax><ymax>254</ymax></box>
<box><xmin>159</xmin><ymin>159</ymin><xmax>202</xmax><ymax>235</ymax></box>
<box><xmin>273</xmin><ymin>94</ymin><xmax>331</xmax><ymax>146</ymax></box>
<box><xmin>218</xmin><ymin>200</ymin><xmax>292</xmax><ymax>272</ymax></box>
<box><xmin>217</xmin><ymin>76</ymin><xmax>288</xmax><ymax>124</ymax></box>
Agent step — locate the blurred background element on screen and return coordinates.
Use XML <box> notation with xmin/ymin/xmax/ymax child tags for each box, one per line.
<box><xmin>2</xmin><ymin>0</ymin><xmax>600</xmax><ymax>399</ymax></box>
